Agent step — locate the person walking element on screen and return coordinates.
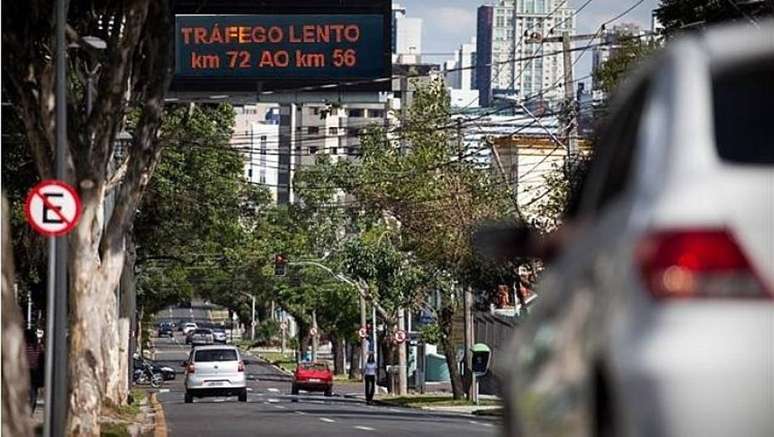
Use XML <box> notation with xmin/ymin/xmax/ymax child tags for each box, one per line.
<box><xmin>25</xmin><ymin>329</ymin><xmax>44</xmax><ymax>413</ymax></box>
<box><xmin>363</xmin><ymin>353</ymin><xmax>377</xmax><ymax>405</ymax></box>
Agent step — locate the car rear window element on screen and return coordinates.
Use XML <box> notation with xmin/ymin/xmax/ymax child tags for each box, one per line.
<box><xmin>713</xmin><ymin>62</ymin><xmax>774</xmax><ymax>164</ymax></box>
<box><xmin>300</xmin><ymin>363</ymin><xmax>328</xmax><ymax>371</ymax></box>
<box><xmin>194</xmin><ymin>349</ymin><xmax>238</xmax><ymax>362</ymax></box>
<box><xmin>193</xmin><ymin>329</ymin><xmax>211</xmax><ymax>334</ymax></box>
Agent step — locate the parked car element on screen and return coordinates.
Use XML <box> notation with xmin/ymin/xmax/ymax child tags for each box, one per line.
<box><xmin>212</xmin><ymin>328</ymin><xmax>228</xmax><ymax>344</ymax></box>
<box><xmin>158</xmin><ymin>325</ymin><xmax>173</xmax><ymax>338</ymax></box>
<box><xmin>189</xmin><ymin>328</ymin><xmax>214</xmax><ymax>346</ymax></box>
<box><xmin>497</xmin><ymin>22</ymin><xmax>774</xmax><ymax>437</ymax></box>
<box><xmin>292</xmin><ymin>362</ymin><xmax>333</xmax><ymax>397</ymax></box>
<box><xmin>184</xmin><ymin>345</ymin><xmax>247</xmax><ymax>403</ymax></box>
<box><xmin>181</xmin><ymin>322</ymin><xmax>198</xmax><ymax>335</ymax></box>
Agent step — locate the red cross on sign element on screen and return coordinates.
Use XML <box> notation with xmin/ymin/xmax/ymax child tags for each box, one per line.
<box><xmin>24</xmin><ymin>180</ymin><xmax>82</xmax><ymax>237</ymax></box>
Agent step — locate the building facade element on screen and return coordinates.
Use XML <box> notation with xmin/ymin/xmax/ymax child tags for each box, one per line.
<box><xmin>445</xmin><ymin>37</ymin><xmax>479</xmax><ymax>108</ymax></box>
<box><xmin>392</xmin><ymin>3</ymin><xmax>423</xmax><ymax>64</ymax></box>
<box><xmin>477</xmin><ymin>0</ymin><xmax>576</xmax><ymax>107</ymax></box>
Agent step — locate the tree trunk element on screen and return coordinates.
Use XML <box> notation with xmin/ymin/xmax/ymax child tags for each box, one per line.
<box><xmin>2</xmin><ymin>196</ymin><xmax>33</xmax><ymax>436</ymax></box>
<box><xmin>439</xmin><ymin>307</ymin><xmax>465</xmax><ymax>400</ymax></box>
<box><xmin>332</xmin><ymin>335</ymin><xmax>346</xmax><ymax>375</ymax></box>
<box><xmin>348</xmin><ymin>341</ymin><xmax>361</xmax><ymax>380</ymax></box>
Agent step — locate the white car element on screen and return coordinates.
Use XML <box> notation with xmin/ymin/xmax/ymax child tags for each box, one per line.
<box><xmin>189</xmin><ymin>328</ymin><xmax>214</xmax><ymax>346</ymax></box>
<box><xmin>184</xmin><ymin>345</ymin><xmax>247</xmax><ymax>403</ymax></box>
<box><xmin>181</xmin><ymin>322</ymin><xmax>198</xmax><ymax>335</ymax></box>
<box><xmin>499</xmin><ymin>21</ymin><xmax>774</xmax><ymax>437</ymax></box>
<box><xmin>212</xmin><ymin>329</ymin><xmax>228</xmax><ymax>344</ymax></box>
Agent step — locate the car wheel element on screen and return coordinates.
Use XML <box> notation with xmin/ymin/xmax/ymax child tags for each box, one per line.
<box><xmin>324</xmin><ymin>388</ymin><xmax>332</xmax><ymax>397</ymax></box>
<box><xmin>291</xmin><ymin>385</ymin><xmax>299</xmax><ymax>395</ymax></box>
<box><xmin>238</xmin><ymin>389</ymin><xmax>247</xmax><ymax>402</ymax></box>
<box><xmin>184</xmin><ymin>391</ymin><xmax>193</xmax><ymax>404</ymax></box>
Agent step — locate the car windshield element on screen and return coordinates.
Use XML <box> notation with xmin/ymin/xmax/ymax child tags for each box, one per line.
<box><xmin>193</xmin><ymin>329</ymin><xmax>211</xmax><ymax>334</ymax></box>
<box><xmin>300</xmin><ymin>363</ymin><xmax>328</xmax><ymax>371</ymax></box>
<box><xmin>194</xmin><ymin>349</ymin><xmax>238</xmax><ymax>362</ymax></box>
<box><xmin>713</xmin><ymin>61</ymin><xmax>774</xmax><ymax>164</ymax></box>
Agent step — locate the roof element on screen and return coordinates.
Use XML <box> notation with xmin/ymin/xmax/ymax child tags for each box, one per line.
<box><xmin>191</xmin><ymin>345</ymin><xmax>239</xmax><ymax>351</ymax></box>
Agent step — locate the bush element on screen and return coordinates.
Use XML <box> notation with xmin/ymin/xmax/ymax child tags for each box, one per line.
<box><xmin>255</xmin><ymin>319</ymin><xmax>280</xmax><ymax>346</ymax></box>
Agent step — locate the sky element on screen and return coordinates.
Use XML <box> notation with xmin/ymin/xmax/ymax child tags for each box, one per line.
<box><xmin>400</xmin><ymin>0</ymin><xmax>660</xmax><ymax>85</ymax></box>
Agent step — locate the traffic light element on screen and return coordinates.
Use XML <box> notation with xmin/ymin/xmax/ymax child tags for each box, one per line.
<box><xmin>274</xmin><ymin>254</ymin><xmax>288</xmax><ymax>276</ymax></box>
<box><xmin>471</xmin><ymin>343</ymin><xmax>491</xmax><ymax>376</ymax></box>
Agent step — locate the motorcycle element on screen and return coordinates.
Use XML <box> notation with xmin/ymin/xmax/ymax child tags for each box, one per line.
<box><xmin>133</xmin><ymin>358</ymin><xmax>164</xmax><ymax>388</ymax></box>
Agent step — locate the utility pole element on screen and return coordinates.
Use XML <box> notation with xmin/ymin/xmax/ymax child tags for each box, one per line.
<box><xmin>463</xmin><ymin>286</ymin><xmax>477</xmax><ymax>402</ymax></box>
<box><xmin>360</xmin><ymin>295</ymin><xmax>367</xmax><ymax>378</ymax></box>
<box><xmin>561</xmin><ymin>31</ymin><xmax>578</xmax><ymax>162</ymax></box>
<box><xmin>397</xmin><ymin>308</ymin><xmax>407</xmax><ymax>396</ymax></box>
<box><xmin>311</xmin><ymin>309</ymin><xmax>319</xmax><ymax>362</ymax></box>
<box><xmin>239</xmin><ymin>292</ymin><xmax>256</xmax><ymax>341</ymax></box>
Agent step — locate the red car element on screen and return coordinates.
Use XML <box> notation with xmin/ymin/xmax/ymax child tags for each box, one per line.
<box><xmin>291</xmin><ymin>362</ymin><xmax>333</xmax><ymax>397</ymax></box>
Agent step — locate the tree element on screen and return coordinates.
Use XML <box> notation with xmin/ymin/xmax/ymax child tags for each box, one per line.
<box><xmin>3</xmin><ymin>1</ymin><xmax>172</xmax><ymax>433</ymax></box>
<box><xmin>2</xmin><ymin>195</ymin><xmax>33</xmax><ymax>437</ymax></box>
<box><xmin>133</xmin><ymin>103</ymin><xmax>272</xmax><ymax>317</ymax></box>
<box><xmin>593</xmin><ymin>37</ymin><xmax>660</xmax><ymax>99</ymax></box>
<box><xmin>655</xmin><ymin>0</ymin><xmax>774</xmax><ymax>35</ymax></box>
<box><xmin>335</xmin><ymin>79</ymin><xmax>515</xmax><ymax>399</ymax></box>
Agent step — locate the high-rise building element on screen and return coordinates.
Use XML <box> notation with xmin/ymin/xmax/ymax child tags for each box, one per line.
<box><xmin>231</xmin><ymin>104</ymin><xmax>281</xmax><ymax>201</ymax></box>
<box><xmin>476</xmin><ymin>0</ymin><xmax>575</xmax><ymax>107</ymax></box>
<box><xmin>445</xmin><ymin>37</ymin><xmax>479</xmax><ymax>108</ymax></box>
<box><xmin>392</xmin><ymin>3</ymin><xmax>423</xmax><ymax>64</ymax></box>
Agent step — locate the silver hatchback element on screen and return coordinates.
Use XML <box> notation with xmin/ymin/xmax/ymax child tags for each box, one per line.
<box><xmin>184</xmin><ymin>345</ymin><xmax>247</xmax><ymax>403</ymax></box>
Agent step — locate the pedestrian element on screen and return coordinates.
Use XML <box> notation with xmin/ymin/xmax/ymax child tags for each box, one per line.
<box><xmin>363</xmin><ymin>353</ymin><xmax>377</xmax><ymax>405</ymax></box>
<box><xmin>25</xmin><ymin>329</ymin><xmax>45</xmax><ymax>414</ymax></box>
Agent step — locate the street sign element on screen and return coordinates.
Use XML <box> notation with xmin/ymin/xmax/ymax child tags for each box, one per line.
<box><xmin>393</xmin><ymin>329</ymin><xmax>407</xmax><ymax>344</ymax></box>
<box><xmin>170</xmin><ymin>0</ymin><xmax>391</xmax><ymax>95</ymax></box>
<box><xmin>358</xmin><ymin>326</ymin><xmax>368</xmax><ymax>339</ymax></box>
<box><xmin>24</xmin><ymin>180</ymin><xmax>82</xmax><ymax>237</ymax></box>
<box><xmin>309</xmin><ymin>327</ymin><xmax>318</xmax><ymax>336</ymax></box>
<box><xmin>280</xmin><ymin>321</ymin><xmax>288</xmax><ymax>331</ymax></box>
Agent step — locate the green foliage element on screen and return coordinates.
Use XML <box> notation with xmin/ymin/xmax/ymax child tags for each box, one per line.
<box><xmin>592</xmin><ymin>37</ymin><xmax>660</xmax><ymax>98</ymax></box>
<box><xmin>419</xmin><ymin>322</ymin><xmax>442</xmax><ymax>345</ymax></box>
<box><xmin>655</xmin><ymin>0</ymin><xmax>773</xmax><ymax>36</ymax></box>
<box><xmin>134</xmin><ymin>103</ymin><xmax>274</xmax><ymax>314</ymax></box>
<box><xmin>256</xmin><ymin>319</ymin><xmax>280</xmax><ymax>345</ymax></box>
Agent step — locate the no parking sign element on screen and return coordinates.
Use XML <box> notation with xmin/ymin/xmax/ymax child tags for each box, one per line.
<box><xmin>24</xmin><ymin>180</ymin><xmax>82</xmax><ymax>237</ymax></box>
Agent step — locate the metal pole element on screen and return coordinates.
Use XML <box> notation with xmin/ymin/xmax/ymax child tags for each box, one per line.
<box><xmin>360</xmin><ymin>295</ymin><xmax>367</xmax><ymax>378</ymax></box>
<box><xmin>311</xmin><ymin>309</ymin><xmax>318</xmax><ymax>362</ymax></box>
<box><xmin>86</xmin><ymin>75</ymin><xmax>93</xmax><ymax>116</ymax></box>
<box><xmin>27</xmin><ymin>289</ymin><xmax>32</xmax><ymax>330</ymax></box>
<box><xmin>250</xmin><ymin>296</ymin><xmax>255</xmax><ymax>341</ymax></box>
<box><xmin>464</xmin><ymin>287</ymin><xmax>474</xmax><ymax>401</ymax></box>
<box><xmin>371</xmin><ymin>305</ymin><xmax>377</xmax><ymax>368</ymax></box>
<box><xmin>45</xmin><ymin>1</ymin><xmax>70</xmax><ymax>436</ymax></box>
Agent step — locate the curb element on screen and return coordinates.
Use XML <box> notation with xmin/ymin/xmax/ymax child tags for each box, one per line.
<box><xmin>150</xmin><ymin>393</ymin><xmax>168</xmax><ymax>437</ymax></box>
<box><xmin>246</xmin><ymin>349</ymin><xmax>294</xmax><ymax>377</ymax></box>
<box><xmin>341</xmin><ymin>394</ymin><xmax>502</xmax><ymax>419</ymax></box>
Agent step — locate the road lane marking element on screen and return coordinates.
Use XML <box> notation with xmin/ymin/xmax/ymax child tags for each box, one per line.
<box><xmin>246</xmin><ymin>388</ymin><xmax>253</xmax><ymax>392</ymax></box>
<box><xmin>274</xmin><ymin>405</ymin><xmax>286</xmax><ymax>409</ymax></box>
<box><xmin>389</xmin><ymin>408</ymin><xmax>401</xmax><ymax>413</ymax></box>
<box><xmin>267</xmin><ymin>398</ymin><xmax>280</xmax><ymax>403</ymax></box>
<box><xmin>295</xmin><ymin>411</ymin><xmax>307</xmax><ymax>415</ymax></box>
<box><xmin>482</xmin><ymin>423</ymin><xmax>494</xmax><ymax>428</ymax></box>
<box><xmin>158</xmin><ymin>389</ymin><xmax>170</xmax><ymax>393</ymax></box>
<box><xmin>354</xmin><ymin>426</ymin><xmax>376</xmax><ymax>431</ymax></box>
<box><xmin>319</xmin><ymin>418</ymin><xmax>335</xmax><ymax>423</ymax></box>
<box><xmin>267</xmin><ymin>388</ymin><xmax>279</xmax><ymax>393</ymax></box>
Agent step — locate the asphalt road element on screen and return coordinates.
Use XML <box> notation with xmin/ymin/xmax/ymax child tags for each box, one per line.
<box><xmin>152</xmin><ymin>305</ymin><xmax>501</xmax><ymax>437</ymax></box>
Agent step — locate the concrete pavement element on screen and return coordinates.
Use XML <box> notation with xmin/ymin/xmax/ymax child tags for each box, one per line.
<box><xmin>149</xmin><ymin>310</ymin><xmax>501</xmax><ymax>437</ymax></box>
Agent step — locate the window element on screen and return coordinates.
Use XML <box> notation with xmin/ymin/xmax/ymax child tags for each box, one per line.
<box><xmin>330</xmin><ymin>147</ymin><xmax>338</xmax><ymax>155</ymax></box>
<box><xmin>328</xmin><ymin>127</ymin><xmax>338</xmax><ymax>135</ymax></box>
<box><xmin>247</xmin><ymin>168</ymin><xmax>253</xmax><ymax>178</ymax></box>
<box><xmin>194</xmin><ymin>349</ymin><xmax>238</xmax><ymax>362</ymax></box>
<box><xmin>349</xmin><ymin>108</ymin><xmax>365</xmax><ymax>118</ymax></box>
<box><xmin>312</xmin><ymin>107</ymin><xmax>320</xmax><ymax>115</ymax></box>
<box><xmin>259</xmin><ymin>170</ymin><xmax>266</xmax><ymax>184</ymax></box>
<box><xmin>348</xmin><ymin>127</ymin><xmax>361</xmax><ymax>136</ymax></box>
<box><xmin>309</xmin><ymin>146</ymin><xmax>318</xmax><ymax>155</ymax></box>
<box><xmin>368</xmin><ymin>109</ymin><xmax>385</xmax><ymax>119</ymax></box>
<box><xmin>308</xmin><ymin>126</ymin><xmax>320</xmax><ymax>135</ymax></box>
<box><xmin>712</xmin><ymin>62</ymin><xmax>774</xmax><ymax>164</ymax></box>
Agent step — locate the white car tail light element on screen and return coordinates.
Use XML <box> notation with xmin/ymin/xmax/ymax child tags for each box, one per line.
<box><xmin>636</xmin><ymin>229</ymin><xmax>771</xmax><ymax>299</ymax></box>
